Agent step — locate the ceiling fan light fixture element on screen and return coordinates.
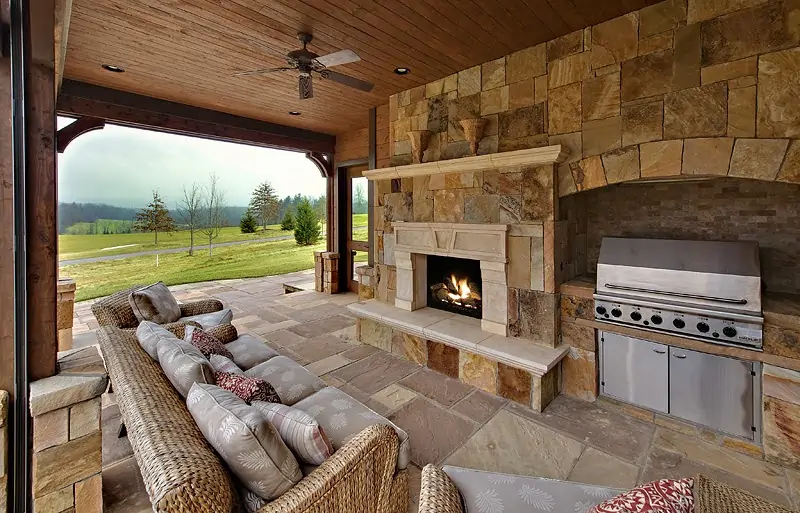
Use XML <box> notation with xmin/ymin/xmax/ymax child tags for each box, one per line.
<box><xmin>288</xmin><ymin>111</ymin><xmax>301</xmax><ymax>116</ymax></box>
<box><xmin>101</xmin><ymin>64</ymin><xmax>125</xmax><ymax>73</ymax></box>
<box><xmin>394</xmin><ymin>67</ymin><xmax>410</xmax><ymax>75</ymax></box>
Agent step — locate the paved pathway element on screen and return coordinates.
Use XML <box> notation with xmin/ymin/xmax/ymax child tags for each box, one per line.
<box><xmin>71</xmin><ymin>274</ymin><xmax>800</xmax><ymax>513</ymax></box>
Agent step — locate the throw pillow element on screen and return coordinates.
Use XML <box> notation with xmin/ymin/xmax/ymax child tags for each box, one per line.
<box><xmin>136</xmin><ymin>320</ymin><xmax>177</xmax><ymax>360</ymax></box>
<box><xmin>239</xmin><ymin>486</ymin><xmax>267</xmax><ymax>513</ymax></box>
<box><xmin>209</xmin><ymin>354</ymin><xmax>243</xmax><ymax>375</ymax></box>
<box><xmin>185</xmin><ymin>325</ymin><xmax>235</xmax><ymax>360</ymax></box>
<box><xmin>251</xmin><ymin>401</ymin><xmax>334</xmax><ymax>466</ymax></box>
<box><xmin>129</xmin><ymin>282</ymin><xmax>182</xmax><ymax>324</ymax></box>
<box><xmin>216</xmin><ymin>372</ymin><xmax>281</xmax><ymax>404</ymax></box>
<box><xmin>156</xmin><ymin>337</ymin><xmax>215</xmax><ymax>398</ymax></box>
<box><xmin>590</xmin><ymin>478</ymin><xmax>694</xmax><ymax>513</ymax></box>
<box><xmin>186</xmin><ymin>383</ymin><xmax>302</xmax><ymax>500</ymax></box>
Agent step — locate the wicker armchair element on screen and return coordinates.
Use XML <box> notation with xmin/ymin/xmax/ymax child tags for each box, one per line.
<box><xmin>97</xmin><ymin>326</ymin><xmax>409</xmax><ymax>513</ymax></box>
<box><xmin>91</xmin><ymin>284</ymin><xmax>224</xmax><ymax>331</ymax></box>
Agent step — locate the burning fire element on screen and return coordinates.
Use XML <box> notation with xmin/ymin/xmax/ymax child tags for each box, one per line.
<box><xmin>447</xmin><ymin>274</ymin><xmax>471</xmax><ymax>301</ymax></box>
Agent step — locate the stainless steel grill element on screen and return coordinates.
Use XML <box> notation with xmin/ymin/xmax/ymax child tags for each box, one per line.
<box><xmin>593</xmin><ymin>237</ymin><xmax>764</xmax><ymax>349</ymax></box>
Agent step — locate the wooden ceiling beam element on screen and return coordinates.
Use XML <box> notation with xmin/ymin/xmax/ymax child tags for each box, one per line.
<box><xmin>54</xmin><ymin>0</ymin><xmax>73</xmax><ymax>94</ymax></box>
<box><xmin>57</xmin><ymin>80</ymin><xmax>336</xmax><ymax>154</ymax></box>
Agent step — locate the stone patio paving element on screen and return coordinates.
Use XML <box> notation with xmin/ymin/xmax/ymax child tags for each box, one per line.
<box><xmin>71</xmin><ymin>271</ymin><xmax>800</xmax><ymax>511</ymax></box>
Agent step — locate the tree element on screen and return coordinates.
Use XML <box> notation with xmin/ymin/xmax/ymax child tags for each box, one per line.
<box><xmin>313</xmin><ymin>194</ymin><xmax>327</xmax><ymax>221</ymax></box>
<box><xmin>353</xmin><ymin>183</ymin><xmax>367</xmax><ymax>214</ymax></box>
<box><xmin>178</xmin><ymin>183</ymin><xmax>202</xmax><ymax>256</ymax></box>
<box><xmin>294</xmin><ymin>198</ymin><xmax>321</xmax><ymax>246</ymax></box>
<box><xmin>198</xmin><ymin>173</ymin><xmax>227</xmax><ymax>256</ymax></box>
<box><xmin>249</xmin><ymin>181</ymin><xmax>280</xmax><ymax>232</ymax></box>
<box><xmin>240</xmin><ymin>209</ymin><xmax>257</xmax><ymax>233</ymax></box>
<box><xmin>280</xmin><ymin>211</ymin><xmax>295</xmax><ymax>231</ymax></box>
<box><xmin>133</xmin><ymin>191</ymin><xmax>176</xmax><ymax>245</ymax></box>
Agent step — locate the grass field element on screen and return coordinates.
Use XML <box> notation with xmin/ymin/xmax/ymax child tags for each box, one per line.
<box><xmin>59</xmin><ymin>214</ymin><xmax>368</xmax><ymax>261</ymax></box>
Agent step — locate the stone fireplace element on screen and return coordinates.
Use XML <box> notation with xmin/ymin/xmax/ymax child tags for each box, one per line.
<box><xmin>427</xmin><ymin>255</ymin><xmax>482</xmax><ymax>319</ymax></box>
<box><xmin>393</xmin><ymin>221</ymin><xmax>509</xmax><ymax>335</ymax></box>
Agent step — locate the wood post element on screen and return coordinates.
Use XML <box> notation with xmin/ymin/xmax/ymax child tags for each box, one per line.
<box><xmin>0</xmin><ymin>0</ymin><xmax>13</xmax><ymax>396</ymax></box>
<box><xmin>27</xmin><ymin>0</ymin><xmax>58</xmax><ymax>380</ymax></box>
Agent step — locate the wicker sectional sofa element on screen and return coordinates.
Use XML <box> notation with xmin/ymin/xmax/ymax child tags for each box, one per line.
<box><xmin>97</xmin><ymin>325</ymin><xmax>410</xmax><ymax>513</ymax></box>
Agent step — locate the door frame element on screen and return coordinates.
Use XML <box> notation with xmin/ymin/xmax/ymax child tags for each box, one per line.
<box><xmin>336</xmin><ymin>158</ymin><xmax>372</xmax><ymax>292</ymax></box>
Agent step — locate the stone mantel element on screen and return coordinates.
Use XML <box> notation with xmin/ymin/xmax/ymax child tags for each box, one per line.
<box><xmin>363</xmin><ymin>145</ymin><xmax>569</xmax><ymax>181</ymax></box>
<box><xmin>393</xmin><ymin>222</ymin><xmax>508</xmax><ymax>263</ymax></box>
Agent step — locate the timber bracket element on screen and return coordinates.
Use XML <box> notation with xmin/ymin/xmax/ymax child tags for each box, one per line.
<box><xmin>306</xmin><ymin>151</ymin><xmax>334</xmax><ymax>178</ymax></box>
<box><xmin>56</xmin><ymin>116</ymin><xmax>105</xmax><ymax>153</ymax></box>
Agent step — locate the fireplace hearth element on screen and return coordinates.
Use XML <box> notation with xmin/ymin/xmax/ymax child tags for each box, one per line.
<box><xmin>427</xmin><ymin>255</ymin><xmax>482</xmax><ymax>319</ymax></box>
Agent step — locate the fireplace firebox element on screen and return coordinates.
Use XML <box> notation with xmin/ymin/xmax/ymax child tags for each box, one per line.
<box><xmin>426</xmin><ymin>255</ymin><xmax>482</xmax><ymax>319</ymax></box>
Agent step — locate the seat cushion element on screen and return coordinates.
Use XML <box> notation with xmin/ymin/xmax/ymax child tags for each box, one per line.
<box><xmin>225</xmin><ymin>335</ymin><xmax>280</xmax><ymax>370</ymax></box>
<box><xmin>442</xmin><ymin>466</ymin><xmax>622</xmax><ymax>513</ymax></box>
<box><xmin>129</xmin><ymin>282</ymin><xmax>182</xmax><ymax>324</ymax></box>
<box><xmin>186</xmin><ymin>384</ymin><xmax>302</xmax><ymax>500</ymax></box>
<box><xmin>183</xmin><ymin>308</ymin><xmax>234</xmax><ymax>329</ymax></box>
<box><xmin>245</xmin><ymin>356</ymin><xmax>326</xmax><ymax>405</ymax></box>
<box><xmin>156</xmin><ymin>337</ymin><xmax>215</xmax><ymax>398</ymax></box>
<box><xmin>292</xmin><ymin>387</ymin><xmax>411</xmax><ymax>470</ymax></box>
<box><xmin>136</xmin><ymin>320</ymin><xmax>177</xmax><ymax>361</ymax></box>
<box><xmin>209</xmin><ymin>354</ymin><xmax>244</xmax><ymax>375</ymax></box>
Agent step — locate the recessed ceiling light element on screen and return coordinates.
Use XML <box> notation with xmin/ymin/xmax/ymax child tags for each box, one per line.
<box><xmin>288</xmin><ymin>111</ymin><xmax>301</xmax><ymax>116</ymax></box>
<box><xmin>101</xmin><ymin>64</ymin><xmax>125</xmax><ymax>73</ymax></box>
<box><xmin>394</xmin><ymin>67</ymin><xmax>410</xmax><ymax>75</ymax></box>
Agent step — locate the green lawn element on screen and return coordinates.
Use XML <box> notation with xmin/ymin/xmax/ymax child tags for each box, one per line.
<box><xmin>59</xmin><ymin>214</ymin><xmax>369</xmax><ymax>261</ymax></box>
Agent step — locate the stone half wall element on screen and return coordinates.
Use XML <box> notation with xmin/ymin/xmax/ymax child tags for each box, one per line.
<box><xmin>386</xmin><ymin>0</ymin><xmax>800</xmax><ymax>194</ymax></box>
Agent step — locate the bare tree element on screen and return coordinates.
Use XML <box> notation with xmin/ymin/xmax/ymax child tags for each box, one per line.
<box><xmin>198</xmin><ymin>173</ymin><xmax>226</xmax><ymax>256</ymax></box>
<box><xmin>178</xmin><ymin>183</ymin><xmax>203</xmax><ymax>256</ymax></box>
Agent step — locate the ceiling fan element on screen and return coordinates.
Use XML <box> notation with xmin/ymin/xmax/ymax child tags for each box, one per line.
<box><xmin>235</xmin><ymin>32</ymin><xmax>375</xmax><ymax>100</ymax></box>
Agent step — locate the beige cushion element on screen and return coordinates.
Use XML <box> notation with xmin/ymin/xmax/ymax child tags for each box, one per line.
<box><xmin>251</xmin><ymin>401</ymin><xmax>333</xmax><ymax>465</ymax></box>
<box><xmin>156</xmin><ymin>337</ymin><xmax>215</xmax><ymax>398</ymax></box>
<box><xmin>129</xmin><ymin>282</ymin><xmax>182</xmax><ymax>324</ymax></box>
<box><xmin>293</xmin><ymin>387</ymin><xmax>411</xmax><ymax>470</ymax></box>
<box><xmin>183</xmin><ymin>309</ymin><xmax>234</xmax><ymax>329</ymax></box>
<box><xmin>245</xmin><ymin>356</ymin><xmax>326</xmax><ymax>405</ymax></box>
<box><xmin>186</xmin><ymin>384</ymin><xmax>302</xmax><ymax>500</ymax></box>
<box><xmin>209</xmin><ymin>354</ymin><xmax>243</xmax><ymax>375</ymax></box>
<box><xmin>225</xmin><ymin>335</ymin><xmax>280</xmax><ymax>370</ymax></box>
<box><xmin>136</xmin><ymin>320</ymin><xmax>176</xmax><ymax>360</ymax></box>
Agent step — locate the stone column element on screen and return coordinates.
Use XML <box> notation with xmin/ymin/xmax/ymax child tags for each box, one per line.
<box><xmin>29</xmin><ymin>347</ymin><xmax>108</xmax><ymax>513</ymax></box>
<box><xmin>355</xmin><ymin>265</ymin><xmax>376</xmax><ymax>300</ymax></box>
<box><xmin>314</xmin><ymin>251</ymin><xmax>340</xmax><ymax>294</ymax></box>
<box><xmin>57</xmin><ymin>278</ymin><xmax>77</xmax><ymax>352</ymax></box>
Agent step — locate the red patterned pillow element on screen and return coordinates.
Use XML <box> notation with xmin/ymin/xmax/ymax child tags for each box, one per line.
<box><xmin>590</xmin><ymin>478</ymin><xmax>694</xmax><ymax>513</ymax></box>
<box><xmin>215</xmin><ymin>372</ymin><xmax>281</xmax><ymax>404</ymax></box>
<box><xmin>185</xmin><ymin>326</ymin><xmax>234</xmax><ymax>361</ymax></box>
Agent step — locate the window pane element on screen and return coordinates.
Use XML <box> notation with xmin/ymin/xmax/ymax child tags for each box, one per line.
<box><xmin>351</xmin><ymin>176</ymin><xmax>368</xmax><ymax>241</ymax></box>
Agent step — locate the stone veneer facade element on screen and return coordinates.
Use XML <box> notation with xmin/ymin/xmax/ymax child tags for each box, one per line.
<box><xmin>355</xmin><ymin>0</ymin><xmax>800</xmax><ymax>470</ymax></box>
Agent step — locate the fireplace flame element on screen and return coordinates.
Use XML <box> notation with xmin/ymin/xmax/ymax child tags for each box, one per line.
<box><xmin>447</xmin><ymin>274</ymin><xmax>471</xmax><ymax>301</ymax></box>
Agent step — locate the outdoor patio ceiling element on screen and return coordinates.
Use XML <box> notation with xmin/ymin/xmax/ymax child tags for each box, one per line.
<box><xmin>62</xmin><ymin>0</ymin><xmax>662</xmax><ymax>135</ymax></box>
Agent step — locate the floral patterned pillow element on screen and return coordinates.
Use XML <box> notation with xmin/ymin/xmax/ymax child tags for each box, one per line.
<box><xmin>185</xmin><ymin>325</ymin><xmax>234</xmax><ymax>360</ymax></box>
<box><xmin>590</xmin><ymin>478</ymin><xmax>694</xmax><ymax>513</ymax></box>
<box><xmin>216</xmin><ymin>372</ymin><xmax>281</xmax><ymax>404</ymax></box>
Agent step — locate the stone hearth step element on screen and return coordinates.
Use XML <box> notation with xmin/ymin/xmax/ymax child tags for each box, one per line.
<box><xmin>348</xmin><ymin>300</ymin><xmax>569</xmax><ymax>377</ymax></box>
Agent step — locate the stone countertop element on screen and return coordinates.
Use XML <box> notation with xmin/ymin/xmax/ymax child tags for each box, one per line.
<box><xmin>560</xmin><ymin>275</ymin><xmax>596</xmax><ymax>299</ymax></box>
<box><xmin>763</xmin><ymin>291</ymin><xmax>800</xmax><ymax>330</ymax></box>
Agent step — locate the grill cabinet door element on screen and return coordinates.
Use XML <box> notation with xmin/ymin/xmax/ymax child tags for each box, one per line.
<box><xmin>668</xmin><ymin>348</ymin><xmax>755</xmax><ymax>439</ymax></box>
<box><xmin>600</xmin><ymin>331</ymin><xmax>669</xmax><ymax>413</ymax></box>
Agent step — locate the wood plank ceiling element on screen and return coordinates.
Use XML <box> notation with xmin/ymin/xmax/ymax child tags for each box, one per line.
<box><xmin>64</xmin><ymin>0</ymin><xmax>660</xmax><ymax>136</ymax></box>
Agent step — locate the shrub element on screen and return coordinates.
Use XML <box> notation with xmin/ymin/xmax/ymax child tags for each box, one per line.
<box><xmin>294</xmin><ymin>199</ymin><xmax>321</xmax><ymax>246</ymax></box>
<box><xmin>239</xmin><ymin>209</ymin><xmax>257</xmax><ymax>233</ymax></box>
<box><xmin>280</xmin><ymin>211</ymin><xmax>296</xmax><ymax>231</ymax></box>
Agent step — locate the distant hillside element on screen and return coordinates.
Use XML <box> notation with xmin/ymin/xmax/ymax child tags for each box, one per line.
<box><xmin>59</xmin><ymin>203</ymin><xmax>138</xmax><ymax>233</ymax></box>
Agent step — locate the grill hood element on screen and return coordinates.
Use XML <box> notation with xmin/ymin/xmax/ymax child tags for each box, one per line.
<box><xmin>596</xmin><ymin>237</ymin><xmax>762</xmax><ymax>315</ymax></box>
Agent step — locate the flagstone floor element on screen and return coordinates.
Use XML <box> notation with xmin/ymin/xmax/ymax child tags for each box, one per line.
<box><xmin>72</xmin><ymin>272</ymin><xmax>800</xmax><ymax>512</ymax></box>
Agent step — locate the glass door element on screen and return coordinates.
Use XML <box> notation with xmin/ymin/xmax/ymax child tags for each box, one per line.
<box><xmin>347</xmin><ymin>165</ymin><xmax>369</xmax><ymax>292</ymax></box>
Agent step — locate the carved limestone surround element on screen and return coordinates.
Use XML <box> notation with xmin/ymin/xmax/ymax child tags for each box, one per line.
<box><xmin>394</xmin><ymin>221</ymin><xmax>510</xmax><ymax>335</ymax></box>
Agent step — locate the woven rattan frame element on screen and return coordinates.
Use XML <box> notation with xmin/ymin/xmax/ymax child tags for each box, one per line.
<box><xmin>693</xmin><ymin>474</ymin><xmax>792</xmax><ymax>513</ymax></box>
<box><xmin>418</xmin><ymin>465</ymin><xmax>464</xmax><ymax>513</ymax></box>
<box><xmin>97</xmin><ymin>326</ymin><xmax>409</xmax><ymax>513</ymax></box>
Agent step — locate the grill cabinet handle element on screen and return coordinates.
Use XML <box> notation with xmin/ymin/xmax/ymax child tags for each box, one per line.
<box><xmin>603</xmin><ymin>283</ymin><xmax>748</xmax><ymax>305</ymax></box>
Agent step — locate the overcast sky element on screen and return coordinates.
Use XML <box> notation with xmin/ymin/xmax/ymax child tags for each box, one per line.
<box><xmin>57</xmin><ymin>117</ymin><xmax>326</xmax><ymax>209</ymax></box>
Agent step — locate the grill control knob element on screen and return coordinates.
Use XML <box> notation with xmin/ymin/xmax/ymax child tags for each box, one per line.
<box><xmin>611</xmin><ymin>308</ymin><xmax>622</xmax><ymax>318</ymax></box>
<box><xmin>723</xmin><ymin>326</ymin><xmax>737</xmax><ymax>338</ymax></box>
<box><xmin>630</xmin><ymin>311</ymin><xmax>642</xmax><ymax>321</ymax></box>
<box><xmin>697</xmin><ymin>322</ymin><xmax>710</xmax><ymax>333</ymax></box>
<box><xmin>651</xmin><ymin>315</ymin><xmax>663</xmax><ymax>325</ymax></box>
<box><xmin>595</xmin><ymin>306</ymin><xmax>607</xmax><ymax>316</ymax></box>
<box><xmin>673</xmin><ymin>319</ymin><xmax>686</xmax><ymax>329</ymax></box>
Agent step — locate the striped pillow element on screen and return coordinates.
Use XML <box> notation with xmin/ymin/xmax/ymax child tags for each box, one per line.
<box><xmin>209</xmin><ymin>354</ymin><xmax>243</xmax><ymax>375</ymax></box>
<box><xmin>252</xmin><ymin>401</ymin><xmax>334</xmax><ymax>465</ymax></box>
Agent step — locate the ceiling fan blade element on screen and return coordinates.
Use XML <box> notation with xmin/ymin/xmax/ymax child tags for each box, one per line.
<box><xmin>319</xmin><ymin>69</ymin><xmax>374</xmax><ymax>92</ymax></box>
<box><xmin>314</xmin><ymin>49</ymin><xmax>360</xmax><ymax>68</ymax></box>
<box><xmin>234</xmin><ymin>67</ymin><xmax>294</xmax><ymax>77</ymax></box>
<box><xmin>299</xmin><ymin>74</ymin><xmax>314</xmax><ymax>99</ymax></box>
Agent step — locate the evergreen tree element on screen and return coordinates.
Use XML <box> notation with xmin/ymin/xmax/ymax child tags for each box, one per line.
<box><xmin>240</xmin><ymin>209</ymin><xmax>257</xmax><ymax>233</ymax></box>
<box><xmin>294</xmin><ymin>199</ymin><xmax>321</xmax><ymax>246</ymax></box>
<box><xmin>280</xmin><ymin>211</ymin><xmax>295</xmax><ymax>231</ymax></box>
<box><xmin>133</xmin><ymin>191</ymin><xmax>176</xmax><ymax>245</ymax></box>
<box><xmin>249</xmin><ymin>181</ymin><xmax>280</xmax><ymax>231</ymax></box>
